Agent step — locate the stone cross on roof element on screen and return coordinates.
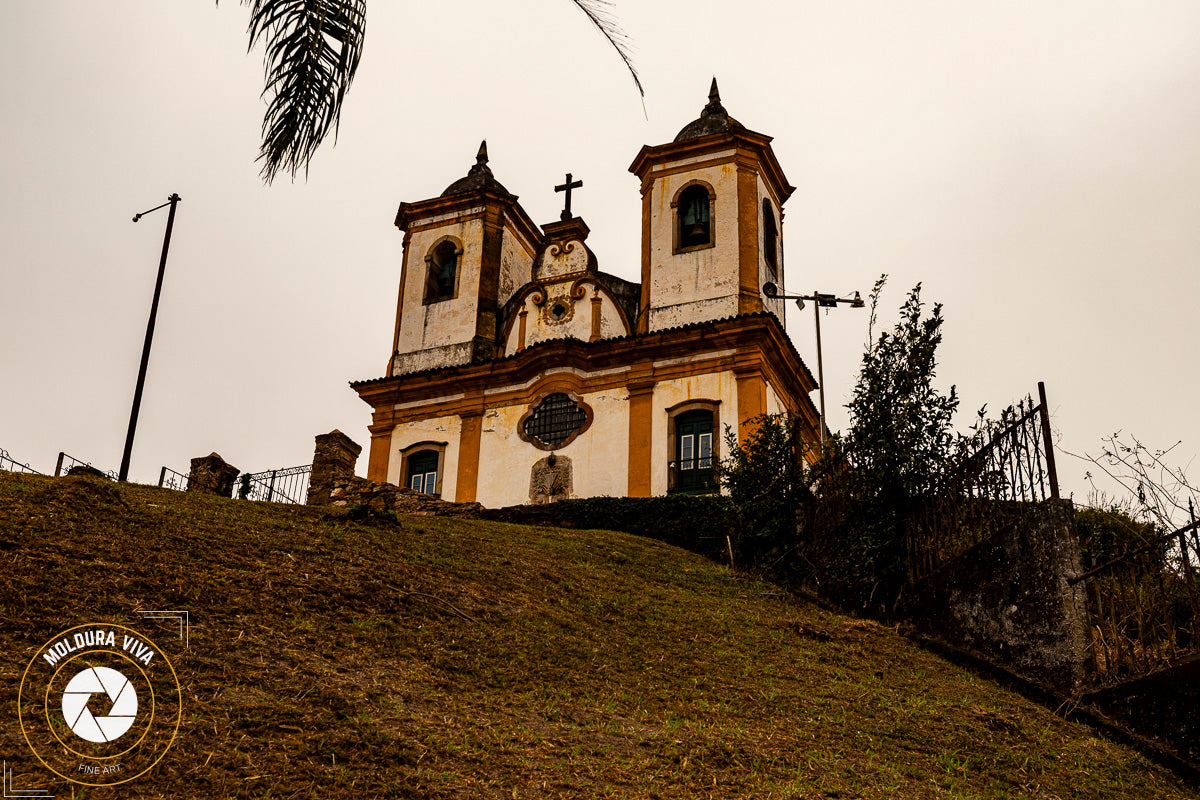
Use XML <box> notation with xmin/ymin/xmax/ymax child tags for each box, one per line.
<box><xmin>554</xmin><ymin>172</ymin><xmax>583</xmax><ymax>221</ymax></box>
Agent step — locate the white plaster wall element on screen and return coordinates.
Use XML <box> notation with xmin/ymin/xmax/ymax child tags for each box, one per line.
<box><xmin>396</xmin><ymin>217</ymin><xmax>484</xmax><ymax>360</ymax></box>
<box><xmin>499</xmin><ymin>226</ymin><xmax>534</xmax><ymax>307</ymax></box>
<box><xmin>503</xmin><ymin>286</ymin><xmax>627</xmax><ymax>354</ymax></box>
<box><xmin>648</xmin><ymin>370</ymin><xmax>740</xmax><ymax>495</ymax></box>
<box><xmin>647</xmin><ymin>161</ymin><xmax>741</xmax><ymax>330</ymax></box>
<box><xmin>535</xmin><ymin>239</ymin><xmax>590</xmax><ymax>281</ymax></box>
<box><xmin>474</xmin><ymin>388</ymin><xmax>630</xmax><ymax>507</ymax></box>
<box><xmin>386</xmin><ymin>415</ymin><xmax>463</xmax><ymax>500</ymax></box>
<box><xmin>648</xmin><ymin>295</ymin><xmax>739</xmax><ymax>331</ymax></box>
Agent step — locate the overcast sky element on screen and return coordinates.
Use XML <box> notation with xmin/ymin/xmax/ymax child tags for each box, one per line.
<box><xmin>3</xmin><ymin>2</ymin><xmax>1200</xmax><ymax>511</ymax></box>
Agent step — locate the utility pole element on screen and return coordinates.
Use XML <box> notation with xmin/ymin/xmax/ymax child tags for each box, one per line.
<box><xmin>763</xmin><ymin>282</ymin><xmax>864</xmax><ymax>448</ymax></box>
<box><xmin>119</xmin><ymin>193</ymin><xmax>181</xmax><ymax>482</ymax></box>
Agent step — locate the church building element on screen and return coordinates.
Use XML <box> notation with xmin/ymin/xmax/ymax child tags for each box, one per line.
<box><xmin>351</xmin><ymin>81</ymin><xmax>822</xmax><ymax>507</ymax></box>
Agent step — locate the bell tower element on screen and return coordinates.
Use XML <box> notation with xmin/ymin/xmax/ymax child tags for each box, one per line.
<box><xmin>389</xmin><ymin>142</ymin><xmax>541</xmax><ymax>375</ymax></box>
<box><xmin>629</xmin><ymin>80</ymin><xmax>795</xmax><ymax>333</ymax></box>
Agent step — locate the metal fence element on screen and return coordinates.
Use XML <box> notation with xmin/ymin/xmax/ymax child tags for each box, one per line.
<box><xmin>1070</xmin><ymin>516</ymin><xmax>1200</xmax><ymax>687</ymax></box>
<box><xmin>54</xmin><ymin>452</ymin><xmax>117</xmax><ymax>481</ymax></box>
<box><xmin>236</xmin><ymin>465</ymin><xmax>311</xmax><ymax>504</ymax></box>
<box><xmin>904</xmin><ymin>382</ymin><xmax>1059</xmax><ymax>583</ymax></box>
<box><xmin>157</xmin><ymin>466</ymin><xmax>191</xmax><ymax>491</ymax></box>
<box><xmin>0</xmin><ymin>448</ymin><xmax>40</xmax><ymax>474</ymax></box>
<box><xmin>157</xmin><ymin>463</ymin><xmax>311</xmax><ymax>504</ymax></box>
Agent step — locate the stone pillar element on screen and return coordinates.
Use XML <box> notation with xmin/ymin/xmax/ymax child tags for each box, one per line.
<box><xmin>188</xmin><ymin>453</ymin><xmax>239</xmax><ymax>497</ymax></box>
<box><xmin>307</xmin><ymin>430</ymin><xmax>362</xmax><ymax>506</ymax></box>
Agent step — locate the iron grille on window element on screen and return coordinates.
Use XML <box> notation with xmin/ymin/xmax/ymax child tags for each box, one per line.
<box><xmin>523</xmin><ymin>393</ymin><xmax>587</xmax><ymax>447</ymax></box>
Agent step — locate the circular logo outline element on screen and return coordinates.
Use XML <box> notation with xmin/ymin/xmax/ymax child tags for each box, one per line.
<box><xmin>42</xmin><ymin>649</ymin><xmax>156</xmax><ymax>760</ymax></box>
<box><xmin>19</xmin><ymin>623</ymin><xmax>182</xmax><ymax>787</ymax></box>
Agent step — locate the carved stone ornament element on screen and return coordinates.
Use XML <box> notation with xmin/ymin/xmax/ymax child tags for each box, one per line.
<box><xmin>541</xmin><ymin>294</ymin><xmax>575</xmax><ymax>325</ymax></box>
<box><xmin>529</xmin><ymin>453</ymin><xmax>572</xmax><ymax>504</ymax></box>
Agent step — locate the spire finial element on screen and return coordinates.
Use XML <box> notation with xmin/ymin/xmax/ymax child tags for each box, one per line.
<box><xmin>702</xmin><ymin>77</ymin><xmax>726</xmax><ymax>117</ymax></box>
<box><xmin>475</xmin><ymin>140</ymin><xmax>488</xmax><ymax>166</ymax></box>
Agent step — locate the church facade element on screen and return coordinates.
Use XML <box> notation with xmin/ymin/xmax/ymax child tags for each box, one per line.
<box><xmin>352</xmin><ymin>82</ymin><xmax>821</xmax><ymax>507</ymax></box>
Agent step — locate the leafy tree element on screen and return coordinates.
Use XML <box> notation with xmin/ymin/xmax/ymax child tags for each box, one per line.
<box><xmin>716</xmin><ymin>414</ymin><xmax>809</xmax><ymax>569</ymax></box>
<box><xmin>225</xmin><ymin>1</ymin><xmax>642</xmax><ymax>182</ymax></box>
<box><xmin>810</xmin><ymin>276</ymin><xmax>960</xmax><ymax>607</ymax></box>
<box><xmin>840</xmin><ymin>276</ymin><xmax>959</xmax><ymax>503</ymax></box>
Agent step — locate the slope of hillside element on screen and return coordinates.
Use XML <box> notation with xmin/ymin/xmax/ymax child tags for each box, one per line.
<box><xmin>0</xmin><ymin>471</ymin><xmax>1194</xmax><ymax>799</ymax></box>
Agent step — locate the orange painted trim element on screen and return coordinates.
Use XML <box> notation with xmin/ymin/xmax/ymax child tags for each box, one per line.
<box><xmin>629</xmin><ymin>129</ymin><xmax>794</xmax><ymax>205</ymax></box>
<box><xmin>517</xmin><ymin>308</ymin><xmax>528</xmax><ymax>351</ymax></box>
<box><xmin>366</xmin><ymin>429</ymin><xmax>392</xmax><ymax>482</ymax></box>
<box><xmin>475</xmin><ymin>207</ymin><xmax>505</xmax><ymax>351</ymax></box>
<box><xmin>396</xmin><ymin>189</ymin><xmax>543</xmax><ymax>250</ymax></box>
<box><xmin>356</xmin><ymin>315</ymin><xmax>824</xmax><ymax>451</ymax></box>
<box><xmin>627</xmin><ymin>382</ymin><xmax>654</xmax><ymax>496</ymax></box>
<box><xmin>590</xmin><ymin>290</ymin><xmax>602</xmax><ymax>342</ymax></box>
<box><xmin>455</xmin><ymin>411</ymin><xmax>483</xmax><ymax>503</ymax></box>
<box><xmin>737</xmin><ymin>167</ymin><xmax>763</xmax><ymax>316</ymax></box>
<box><xmin>388</xmin><ymin>231</ymin><xmax>412</xmax><ymax>375</ymax></box>
<box><xmin>735</xmin><ymin>369</ymin><xmax>767</xmax><ymax>443</ymax></box>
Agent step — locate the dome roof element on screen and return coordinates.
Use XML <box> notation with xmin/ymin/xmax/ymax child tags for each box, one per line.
<box><xmin>674</xmin><ymin>78</ymin><xmax>744</xmax><ymax>142</ymax></box>
<box><xmin>441</xmin><ymin>140</ymin><xmax>510</xmax><ymax>197</ymax></box>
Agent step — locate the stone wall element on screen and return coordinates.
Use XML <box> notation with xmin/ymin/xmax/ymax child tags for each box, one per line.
<box><xmin>188</xmin><ymin>453</ymin><xmax>239</xmax><ymax>497</ymax></box>
<box><xmin>901</xmin><ymin>501</ymin><xmax>1090</xmax><ymax>692</ymax></box>
<box><xmin>327</xmin><ymin>476</ymin><xmax>482</xmax><ymax>518</ymax></box>
<box><xmin>306</xmin><ymin>430</ymin><xmax>362</xmax><ymax>506</ymax></box>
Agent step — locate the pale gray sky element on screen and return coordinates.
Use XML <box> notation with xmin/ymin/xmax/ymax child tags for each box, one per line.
<box><xmin>3</xmin><ymin>2</ymin><xmax>1200</xmax><ymax>507</ymax></box>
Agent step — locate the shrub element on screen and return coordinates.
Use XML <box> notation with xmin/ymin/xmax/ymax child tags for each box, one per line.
<box><xmin>716</xmin><ymin>413</ymin><xmax>809</xmax><ymax>570</ymax></box>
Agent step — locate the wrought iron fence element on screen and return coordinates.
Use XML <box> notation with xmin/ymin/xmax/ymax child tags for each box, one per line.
<box><xmin>0</xmin><ymin>448</ymin><xmax>40</xmax><ymax>474</ymax></box>
<box><xmin>235</xmin><ymin>465</ymin><xmax>311</xmax><ymax>505</ymax></box>
<box><xmin>905</xmin><ymin>382</ymin><xmax>1060</xmax><ymax>583</ymax></box>
<box><xmin>156</xmin><ymin>462</ymin><xmax>310</xmax><ymax>503</ymax></box>
<box><xmin>157</xmin><ymin>466</ymin><xmax>191</xmax><ymax>492</ymax></box>
<box><xmin>1070</xmin><ymin>517</ymin><xmax>1200</xmax><ymax>687</ymax></box>
<box><xmin>54</xmin><ymin>452</ymin><xmax>117</xmax><ymax>481</ymax></box>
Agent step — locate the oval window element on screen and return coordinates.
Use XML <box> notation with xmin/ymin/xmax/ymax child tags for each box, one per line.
<box><xmin>522</xmin><ymin>393</ymin><xmax>588</xmax><ymax>447</ymax></box>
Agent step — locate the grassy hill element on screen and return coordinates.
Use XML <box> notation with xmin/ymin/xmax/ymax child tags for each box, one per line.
<box><xmin>0</xmin><ymin>471</ymin><xmax>1194</xmax><ymax>799</ymax></box>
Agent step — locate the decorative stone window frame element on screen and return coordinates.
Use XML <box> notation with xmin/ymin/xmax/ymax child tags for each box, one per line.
<box><xmin>422</xmin><ymin>236</ymin><xmax>464</xmax><ymax>305</ymax></box>
<box><xmin>399</xmin><ymin>440</ymin><xmax>448</xmax><ymax>496</ymax></box>
<box><xmin>671</xmin><ymin>180</ymin><xmax>716</xmax><ymax>254</ymax></box>
<box><xmin>665</xmin><ymin>399</ymin><xmax>721</xmax><ymax>493</ymax></box>
<box><xmin>517</xmin><ymin>390</ymin><xmax>595</xmax><ymax>451</ymax></box>
<box><xmin>762</xmin><ymin>198</ymin><xmax>779</xmax><ymax>276</ymax></box>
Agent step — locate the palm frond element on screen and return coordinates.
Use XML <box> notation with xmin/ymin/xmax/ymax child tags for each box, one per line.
<box><xmin>242</xmin><ymin>0</ymin><xmax>366</xmax><ymax>183</ymax></box>
<box><xmin>570</xmin><ymin>0</ymin><xmax>644</xmax><ymax>98</ymax></box>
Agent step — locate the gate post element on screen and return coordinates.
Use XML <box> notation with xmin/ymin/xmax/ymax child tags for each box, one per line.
<box><xmin>1038</xmin><ymin>381</ymin><xmax>1060</xmax><ymax>500</ymax></box>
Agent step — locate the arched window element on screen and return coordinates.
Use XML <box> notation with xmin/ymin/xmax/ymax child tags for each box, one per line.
<box><xmin>672</xmin><ymin>408</ymin><xmax>715</xmax><ymax>493</ymax></box>
<box><xmin>424</xmin><ymin>240</ymin><xmax>459</xmax><ymax>303</ymax></box>
<box><xmin>406</xmin><ymin>450</ymin><xmax>440</xmax><ymax>495</ymax></box>
<box><xmin>762</xmin><ymin>200</ymin><xmax>778</xmax><ymax>274</ymax></box>
<box><xmin>677</xmin><ymin>184</ymin><xmax>711</xmax><ymax>249</ymax></box>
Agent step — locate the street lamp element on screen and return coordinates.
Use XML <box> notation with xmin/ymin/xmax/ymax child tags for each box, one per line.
<box><xmin>763</xmin><ymin>281</ymin><xmax>864</xmax><ymax>448</ymax></box>
<box><xmin>119</xmin><ymin>193</ymin><xmax>182</xmax><ymax>482</ymax></box>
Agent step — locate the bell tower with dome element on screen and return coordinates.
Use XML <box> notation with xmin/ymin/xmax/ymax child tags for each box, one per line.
<box><xmin>629</xmin><ymin>79</ymin><xmax>793</xmax><ymax>333</ymax></box>
<box><xmin>353</xmin><ymin>83</ymin><xmax>821</xmax><ymax>507</ymax></box>
<box><xmin>388</xmin><ymin>141</ymin><xmax>542</xmax><ymax>376</ymax></box>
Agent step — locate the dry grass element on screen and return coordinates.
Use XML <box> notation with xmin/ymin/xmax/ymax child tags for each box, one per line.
<box><xmin>0</xmin><ymin>471</ymin><xmax>1194</xmax><ymax>798</ymax></box>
